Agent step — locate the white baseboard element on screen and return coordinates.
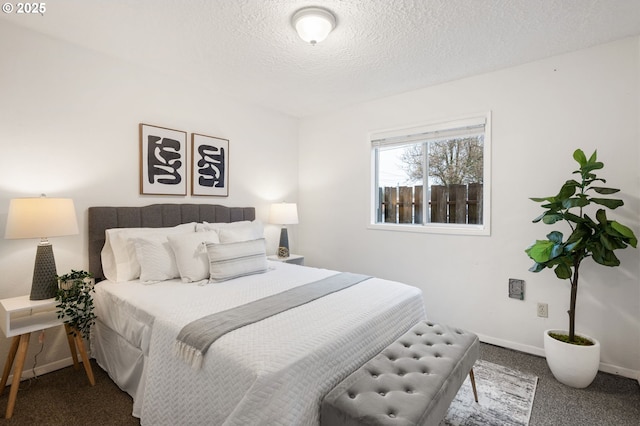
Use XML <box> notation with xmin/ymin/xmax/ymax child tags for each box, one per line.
<box><xmin>477</xmin><ymin>333</ymin><xmax>640</xmax><ymax>381</ymax></box>
<box><xmin>4</xmin><ymin>356</ymin><xmax>79</xmax><ymax>386</ymax></box>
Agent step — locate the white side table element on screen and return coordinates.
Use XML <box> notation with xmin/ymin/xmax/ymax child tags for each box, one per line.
<box><xmin>267</xmin><ymin>254</ymin><xmax>304</xmax><ymax>266</ymax></box>
<box><xmin>0</xmin><ymin>295</ymin><xmax>95</xmax><ymax>419</ymax></box>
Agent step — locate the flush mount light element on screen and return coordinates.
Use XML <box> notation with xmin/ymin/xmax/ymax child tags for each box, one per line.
<box><xmin>292</xmin><ymin>7</ymin><xmax>336</xmax><ymax>45</ymax></box>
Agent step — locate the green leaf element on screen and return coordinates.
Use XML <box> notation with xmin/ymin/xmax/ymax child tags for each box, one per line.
<box><xmin>581</xmin><ymin>162</ymin><xmax>604</xmax><ymax>174</ymax></box>
<box><xmin>557</xmin><ymin>182</ymin><xmax>578</xmax><ymax>201</ymax></box>
<box><xmin>562</xmin><ymin>197</ymin><xmax>589</xmax><ymax>209</ymax></box>
<box><xmin>573</xmin><ymin>149</ymin><xmax>587</xmax><ymax>166</ymax></box>
<box><xmin>554</xmin><ymin>263</ymin><xmax>572</xmax><ymax>280</ymax></box>
<box><xmin>611</xmin><ymin>221</ymin><xmax>638</xmax><ymax>248</ymax></box>
<box><xmin>532</xmin><ymin>212</ymin><xmax>546</xmax><ymax>223</ymax></box>
<box><xmin>591</xmin><ymin>198</ymin><xmax>624</xmax><ymax>209</ymax></box>
<box><xmin>530</xmin><ymin>196</ymin><xmax>555</xmax><ymax>203</ymax></box>
<box><xmin>599</xmin><ymin>233</ymin><xmax>622</xmax><ymax>251</ymax></box>
<box><xmin>542</xmin><ymin>212</ymin><xmax>564</xmax><ymax>224</ymax></box>
<box><xmin>528</xmin><ymin>262</ymin><xmax>547</xmax><ymax>273</ymax></box>
<box><xmin>595</xmin><ymin>209</ymin><xmax>607</xmax><ymax>225</ymax></box>
<box><xmin>547</xmin><ymin>231</ymin><xmax>564</xmax><ymax>243</ymax></box>
<box><xmin>587</xmin><ymin>149</ymin><xmax>597</xmax><ymax>163</ymax></box>
<box><xmin>525</xmin><ymin>240</ymin><xmax>556</xmax><ymax>263</ymax></box>
<box><xmin>593</xmin><ymin>249</ymin><xmax>620</xmax><ymax>267</ymax></box>
<box><xmin>591</xmin><ymin>187</ymin><xmax>620</xmax><ymax>194</ymax></box>
<box><xmin>563</xmin><ymin>212</ymin><xmax>584</xmax><ymax>224</ymax></box>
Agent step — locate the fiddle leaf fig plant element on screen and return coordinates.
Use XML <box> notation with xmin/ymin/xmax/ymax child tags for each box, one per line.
<box><xmin>525</xmin><ymin>149</ymin><xmax>637</xmax><ymax>343</ymax></box>
<box><xmin>55</xmin><ymin>270</ymin><xmax>97</xmax><ymax>338</ymax></box>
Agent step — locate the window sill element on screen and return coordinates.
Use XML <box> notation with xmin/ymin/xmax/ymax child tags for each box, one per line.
<box><xmin>367</xmin><ymin>222</ymin><xmax>490</xmax><ymax>236</ymax></box>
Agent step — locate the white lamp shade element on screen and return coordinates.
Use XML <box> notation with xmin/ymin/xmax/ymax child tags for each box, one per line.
<box><xmin>292</xmin><ymin>7</ymin><xmax>336</xmax><ymax>44</ymax></box>
<box><xmin>5</xmin><ymin>197</ymin><xmax>79</xmax><ymax>239</ymax></box>
<box><xmin>270</xmin><ymin>203</ymin><xmax>299</xmax><ymax>225</ymax></box>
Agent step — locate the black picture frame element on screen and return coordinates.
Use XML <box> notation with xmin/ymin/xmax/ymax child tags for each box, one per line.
<box><xmin>139</xmin><ymin>123</ymin><xmax>187</xmax><ymax>195</ymax></box>
<box><xmin>191</xmin><ymin>133</ymin><xmax>229</xmax><ymax>197</ymax></box>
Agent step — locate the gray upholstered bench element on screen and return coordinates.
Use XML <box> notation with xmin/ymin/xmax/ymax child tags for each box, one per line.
<box><xmin>321</xmin><ymin>321</ymin><xmax>479</xmax><ymax>426</ymax></box>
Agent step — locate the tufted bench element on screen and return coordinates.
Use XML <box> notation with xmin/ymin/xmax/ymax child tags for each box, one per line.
<box><xmin>320</xmin><ymin>321</ymin><xmax>479</xmax><ymax>426</ymax></box>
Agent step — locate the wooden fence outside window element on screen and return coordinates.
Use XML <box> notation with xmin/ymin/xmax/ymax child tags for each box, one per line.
<box><xmin>378</xmin><ymin>183</ymin><xmax>483</xmax><ymax>225</ymax></box>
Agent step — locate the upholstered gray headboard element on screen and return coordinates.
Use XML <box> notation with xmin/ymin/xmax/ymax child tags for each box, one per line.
<box><xmin>88</xmin><ymin>203</ymin><xmax>255</xmax><ymax>281</ymax></box>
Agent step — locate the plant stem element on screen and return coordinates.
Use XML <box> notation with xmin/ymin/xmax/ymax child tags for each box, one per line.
<box><xmin>568</xmin><ymin>257</ymin><xmax>580</xmax><ymax>342</ymax></box>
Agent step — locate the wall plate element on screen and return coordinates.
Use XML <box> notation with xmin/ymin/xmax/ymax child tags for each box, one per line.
<box><xmin>509</xmin><ymin>278</ymin><xmax>525</xmax><ymax>300</ymax></box>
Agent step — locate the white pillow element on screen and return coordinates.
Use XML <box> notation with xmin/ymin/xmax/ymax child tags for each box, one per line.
<box><xmin>196</xmin><ymin>220</ymin><xmax>264</xmax><ymax>243</ymax></box>
<box><xmin>102</xmin><ymin>223</ymin><xmax>195</xmax><ymax>282</ymax></box>
<box><xmin>133</xmin><ymin>235</ymin><xmax>180</xmax><ymax>283</ymax></box>
<box><xmin>206</xmin><ymin>238</ymin><xmax>268</xmax><ymax>282</ymax></box>
<box><xmin>167</xmin><ymin>231</ymin><xmax>220</xmax><ymax>283</ymax></box>
<box><xmin>195</xmin><ymin>220</ymin><xmax>251</xmax><ymax>232</ymax></box>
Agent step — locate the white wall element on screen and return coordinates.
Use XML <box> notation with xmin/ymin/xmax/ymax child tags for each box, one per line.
<box><xmin>299</xmin><ymin>37</ymin><xmax>640</xmax><ymax>378</ymax></box>
<box><xmin>0</xmin><ymin>23</ymin><xmax>299</xmax><ymax>377</ymax></box>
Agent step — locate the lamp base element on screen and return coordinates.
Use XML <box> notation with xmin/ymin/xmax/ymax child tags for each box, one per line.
<box><xmin>30</xmin><ymin>244</ymin><xmax>58</xmax><ymax>300</ymax></box>
<box><xmin>278</xmin><ymin>227</ymin><xmax>290</xmax><ymax>258</ymax></box>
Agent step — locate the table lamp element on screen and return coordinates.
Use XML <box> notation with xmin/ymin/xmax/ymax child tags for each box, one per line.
<box><xmin>5</xmin><ymin>196</ymin><xmax>79</xmax><ymax>300</ymax></box>
<box><xmin>269</xmin><ymin>202</ymin><xmax>298</xmax><ymax>258</ymax></box>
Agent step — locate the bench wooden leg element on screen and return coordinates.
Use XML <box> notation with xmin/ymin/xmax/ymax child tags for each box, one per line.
<box><xmin>469</xmin><ymin>368</ymin><xmax>478</xmax><ymax>403</ymax></box>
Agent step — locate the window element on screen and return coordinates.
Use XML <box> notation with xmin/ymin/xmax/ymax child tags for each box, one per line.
<box><xmin>370</xmin><ymin>113</ymin><xmax>490</xmax><ymax>235</ymax></box>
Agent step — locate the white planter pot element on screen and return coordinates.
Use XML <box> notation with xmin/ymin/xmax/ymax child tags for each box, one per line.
<box><xmin>544</xmin><ymin>329</ymin><xmax>600</xmax><ymax>388</ymax></box>
<box><xmin>59</xmin><ymin>277</ymin><xmax>95</xmax><ymax>291</ymax></box>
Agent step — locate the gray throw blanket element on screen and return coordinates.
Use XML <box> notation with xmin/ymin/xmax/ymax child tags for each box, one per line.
<box><xmin>174</xmin><ymin>272</ymin><xmax>371</xmax><ymax>368</ymax></box>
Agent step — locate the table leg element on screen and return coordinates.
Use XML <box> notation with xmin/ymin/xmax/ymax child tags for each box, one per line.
<box><xmin>0</xmin><ymin>336</ymin><xmax>20</xmax><ymax>395</ymax></box>
<box><xmin>72</xmin><ymin>330</ymin><xmax>95</xmax><ymax>386</ymax></box>
<box><xmin>5</xmin><ymin>333</ymin><xmax>30</xmax><ymax>419</ymax></box>
<box><xmin>64</xmin><ymin>324</ymin><xmax>80</xmax><ymax>370</ymax></box>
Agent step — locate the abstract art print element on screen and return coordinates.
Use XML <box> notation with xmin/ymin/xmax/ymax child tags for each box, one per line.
<box><xmin>139</xmin><ymin>123</ymin><xmax>187</xmax><ymax>195</ymax></box>
<box><xmin>191</xmin><ymin>133</ymin><xmax>229</xmax><ymax>196</ymax></box>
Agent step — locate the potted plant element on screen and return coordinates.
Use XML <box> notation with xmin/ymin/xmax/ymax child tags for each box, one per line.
<box><xmin>525</xmin><ymin>149</ymin><xmax>636</xmax><ymax>388</ymax></box>
<box><xmin>56</xmin><ymin>270</ymin><xmax>97</xmax><ymax>338</ymax></box>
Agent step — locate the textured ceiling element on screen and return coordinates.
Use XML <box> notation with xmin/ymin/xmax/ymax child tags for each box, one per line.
<box><xmin>3</xmin><ymin>0</ymin><xmax>640</xmax><ymax>117</ymax></box>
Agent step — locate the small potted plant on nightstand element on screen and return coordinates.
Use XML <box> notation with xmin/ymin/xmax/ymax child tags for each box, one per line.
<box><xmin>55</xmin><ymin>270</ymin><xmax>97</xmax><ymax>338</ymax></box>
<box><xmin>525</xmin><ymin>149</ymin><xmax>636</xmax><ymax>388</ymax></box>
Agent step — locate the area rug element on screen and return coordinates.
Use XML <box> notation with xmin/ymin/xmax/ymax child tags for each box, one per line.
<box><xmin>441</xmin><ymin>360</ymin><xmax>538</xmax><ymax>426</ymax></box>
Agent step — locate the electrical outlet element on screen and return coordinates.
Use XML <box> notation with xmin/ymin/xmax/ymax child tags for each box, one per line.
<box><xmin>537</xmin><ymin>302</ymin><xmax>548</xmax><ymax>318</ymax></box>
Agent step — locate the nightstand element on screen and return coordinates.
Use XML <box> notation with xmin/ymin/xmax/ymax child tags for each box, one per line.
<box><xmin>0</xmin><ymin>295</ymin><xmax>95</xmax><ymax>419</ymax></box>
<box><xmin>267</xmin><ymin>254</ymin><xmax>304</xmax><ymax>266</ymax></box>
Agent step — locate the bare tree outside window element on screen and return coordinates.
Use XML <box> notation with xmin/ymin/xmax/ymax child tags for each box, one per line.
<box><xmin>399</xmin><ymin>136</ymin><xmax>484</xmax><ymax>186</ymax></box>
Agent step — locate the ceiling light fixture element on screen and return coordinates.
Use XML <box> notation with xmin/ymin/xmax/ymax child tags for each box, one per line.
<box><xmin>292</xmin><ymin>7</ymin><xmax>336</xmax><ymax>45</ymax></box>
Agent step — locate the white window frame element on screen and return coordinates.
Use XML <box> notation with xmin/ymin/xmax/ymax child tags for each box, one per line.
<box><xmin>368</xmin><ymin>112</ymin><xmax>491</xmax><ymax>236</ymax></box>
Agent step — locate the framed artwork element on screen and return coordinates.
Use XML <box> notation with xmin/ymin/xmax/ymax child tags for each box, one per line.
<box><xmin>191</xmin><ymin>133</ymin><xmax>229</xmax><ymax>196</ymax></box>
<box><xmin>139</xmin><ymin>123</ymin><xmax>187</xmax><ymax>195</ymax></box>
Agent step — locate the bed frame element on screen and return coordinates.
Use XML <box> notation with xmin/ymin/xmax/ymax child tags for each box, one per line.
<box><xmin>87</xmin><ymin>203</ymin><xmax>255</xmax><ymax>281</ymax></box>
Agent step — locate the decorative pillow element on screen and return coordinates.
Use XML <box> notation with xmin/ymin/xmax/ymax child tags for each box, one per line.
<box><xmin>133</xmin><ymin>235</ymin><xmax>180</xmax><ymax>283</ymax></box>
<box><xmin>102</xmin><ymin>223</ymin><xmax>195</xmax><ymax>282</ymax></box>
<box><xmin>196</xmin><ymin>220</ymin><xmax>264</xmax><ymax>243</ymax></box>
<box><xmin>206</xmin><ymin>238</ymin><xmax>268</xmax><ymax>282</ymax></box>
<box><xmin>167</xmin><ymin>231</ymin><xmax>220</xmax><ymax>283</ymax></box>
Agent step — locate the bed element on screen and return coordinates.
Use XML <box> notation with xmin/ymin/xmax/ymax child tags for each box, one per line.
<box><xmin>88</xmin><ymin>203</ymin><xmax>426</xmax><ymax>425</ymax></box>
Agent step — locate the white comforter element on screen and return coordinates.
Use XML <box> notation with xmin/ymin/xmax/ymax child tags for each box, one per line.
<box><xmin>93</xmin><ymin>262</ymin><xmax>426</xmax><ymax>425</ymax></box>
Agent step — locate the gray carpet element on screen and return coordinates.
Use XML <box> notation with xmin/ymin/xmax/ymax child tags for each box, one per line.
<box><xmin>480</xmin><ymin>343</ymin><xmax>640</xmax><ymax>426</ymax></box>
<box><xmin>0</xmin><ymin>343</ymin><xmax>638</xmax><ymax>425</ymax></box>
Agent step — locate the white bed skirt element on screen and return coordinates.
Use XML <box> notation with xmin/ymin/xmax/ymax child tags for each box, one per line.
<box><xmin>91</xmin><ymin>319</ymin><xmax>147</xmax><ymax>417</ymax></box>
